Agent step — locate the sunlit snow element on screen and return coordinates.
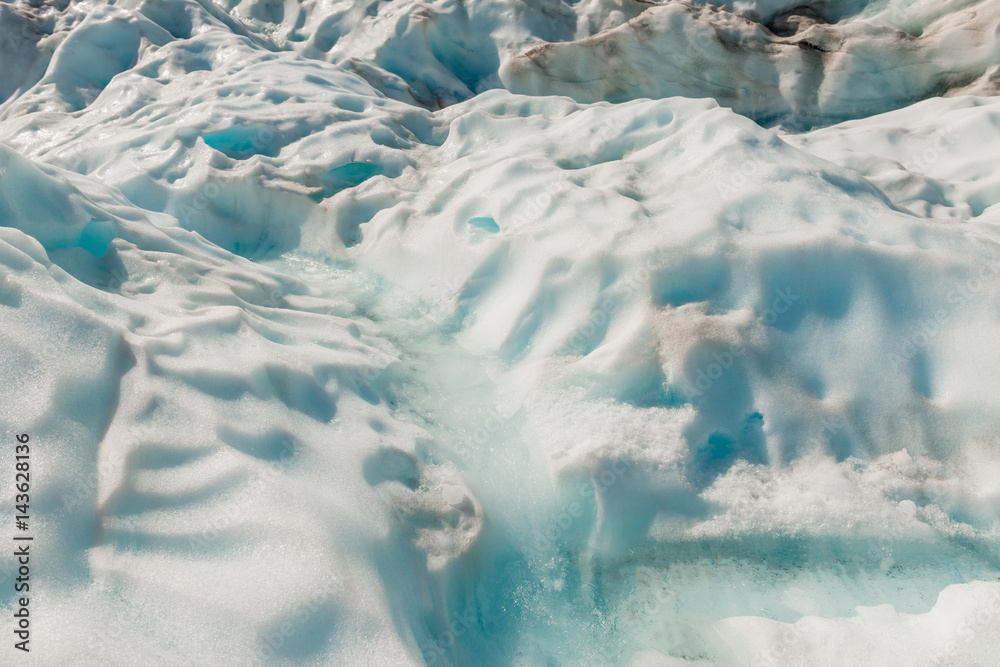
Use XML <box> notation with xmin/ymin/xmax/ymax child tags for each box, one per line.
<box><xmin>1</xmin><ymin>0</ymin><xmax>999</xmax><ymax>665</ymax></box>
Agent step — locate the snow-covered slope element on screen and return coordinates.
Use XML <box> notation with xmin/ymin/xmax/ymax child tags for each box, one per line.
<box><xmin>1</xmin><ymin>0</ymin><xmax>999</xmax><ymax>665</ymax></box>
<box><xmin>500</xmin><ymin>0</ymin><xmax>1000</xmax><ymax>126</ymax></box>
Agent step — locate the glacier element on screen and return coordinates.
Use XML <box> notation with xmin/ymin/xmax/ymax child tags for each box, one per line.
<box><xmin>0</xmin><ymin>0</ymin><xmax>999</xmax><ymax>665</ymax></box>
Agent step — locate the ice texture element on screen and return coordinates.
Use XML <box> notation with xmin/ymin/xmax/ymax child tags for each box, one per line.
<box><xmin>0</xmin><ymin>0</ymin><xmax>999</xmax><ymax>665</ymax></box>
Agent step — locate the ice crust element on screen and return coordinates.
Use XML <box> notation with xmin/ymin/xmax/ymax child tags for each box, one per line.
<box><xmin>0</xmin><ymin>0</ymin><xmax>999</xmax><ymax>665</ymax></box>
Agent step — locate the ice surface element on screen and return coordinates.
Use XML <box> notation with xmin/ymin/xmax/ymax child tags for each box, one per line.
<box><xmin>0</xmin><ymin>0</ymin><xmax>999</xmax><ymax>665</ymax></box>
<box><xmin>499</xmin><ymin>0</ymin><xmax>1000</xmax><ymax>127</ymax></box>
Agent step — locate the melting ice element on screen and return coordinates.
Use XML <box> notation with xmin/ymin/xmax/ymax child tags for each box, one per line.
<box><xmin>1</xmin><ymin>0</ymin><xmax>999</xmax><ymax>665</ymax></box>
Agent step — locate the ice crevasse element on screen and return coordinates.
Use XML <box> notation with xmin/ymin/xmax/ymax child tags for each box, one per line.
<box><xmin>0</xmin><ymin>0</ymin><xmax>999</xmax><ymax>665</ymax></box>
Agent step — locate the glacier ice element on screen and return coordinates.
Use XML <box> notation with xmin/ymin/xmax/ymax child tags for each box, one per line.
<box><xmin>0</xmin><ymin>0</ymin><xmax>999</xmax><ymax>665</ymax></box>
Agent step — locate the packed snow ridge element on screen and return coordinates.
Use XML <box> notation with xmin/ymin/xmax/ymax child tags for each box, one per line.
<box><xmin>0</xmin><ymin>0</ymin><xmax>999</xmax><ymax>665</ymax></box>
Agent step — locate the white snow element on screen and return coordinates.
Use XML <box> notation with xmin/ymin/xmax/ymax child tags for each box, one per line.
<box><xmin>0</xmin><ymin>0</ymin><xmax>999</xmax><ymax>665</ymax></box>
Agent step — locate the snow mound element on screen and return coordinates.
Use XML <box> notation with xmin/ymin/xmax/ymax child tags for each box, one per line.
<box><xmin>500</xmin><ymin>0</ymin><xmax>1000</xmax><ymax>126</ymax></box>
<box><xmin>0</xmin><ymin>0</ymin><xmax>999</xmax><ymax>665</ymax></box>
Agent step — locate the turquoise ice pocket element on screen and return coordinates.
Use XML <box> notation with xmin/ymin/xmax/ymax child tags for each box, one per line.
<box><xmin>202</xmin><ymin>125</ymin><xmax>265</xmax><ymax>155</ymax></box>
<box><xmin>322</xmin><ymin>162</ymin><xmax>382</xmax><ymax>188</ymax></box>
<box><xmin>310</xmin><ymin>162</ymin><xmax>385</xmax><ymax>201</ymax></box>
<box><xmin>78</xmin><ymin>219</ymin><xmax>114</xmax><ymax>257</ymax></box>
<box><xmin>468</xmin><ymin>217</ymin><xmax>500</xmax><ymax>233</ymax></box>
